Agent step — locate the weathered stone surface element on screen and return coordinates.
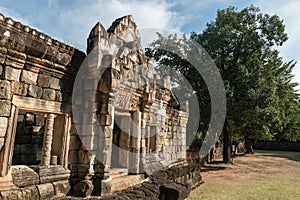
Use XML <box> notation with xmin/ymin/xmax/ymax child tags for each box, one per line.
<box><xmin>0</xmin><ymin>137</ymin><xmax>5</xmax><ymax>151</ymax></box>
<box><xmin>5</xmin><ymin>55</ymin><xmax>25</xmax><ymax>69</ymax></box>
<box><xmin>0</xmin><ymin>189</ymin><xmax>22</xmax><ymax>200</ymax></box>
<box><xmin>42</xmin><ymin>88</ymin><xmax>56</xmax><ymax>100</ymax></box>
<box><xmin>0</xmin><ymin>80</ymin><xmax>11</xmax><ymax>99</ymax></box>
<box><xmin>4</xmin><ymin>66</ymin><xmax>21</xmax><ymax>81</ymax></box>
<box><xmin>28</xmin><ymin>84</ymin><xmax>43</xmax><ymax>98</ymax></box>
<box><xmin>21</xmin><ymin>70</ymin><xmax>38</xmax><ymax>85</ymax></box>
<box><xmin>37</xmin><ymin>74</ymin><xmax>51</xmax><ymax>88</ymax></box>
<box><xmin>36</xmin><ymin>183</ymin><xmax>55</xmax><ymax>200</ymax></box>
<box><xmin>49</xmin><ymin>77</ymin><xmax>61</xmax><ymax>90</ymax></box>
<box><xmin>160</xmin><ymin>183</ymin><xmax>190</xmax><ymax>200</ymax></box>
<box><xmin>30</xmin><ymin>165</ymin><xmax>71</xmax><ymax>184</ymax></box>
<box><xmin>11</xmin><ymin>81</ymin><xmax>28</xmax><ymax>96</ymax></box>
<box><xmin>40</xmin><ymin>173</ymin><xmax>70</xmax><ymax>184</ymax></box>
<box><xmin>0</xmin><ymin>65</ymin><xmax>3</xmax><ymax>75</ymax></box>
<box><xmin>25</xmin><ymin>65</ymin><xmax>40</xmax><ymax>73</ymax></box>
<box><xmin>52</xmin><ymin>180</ymin><xmax>71</xmax><ymax>197</ymax></box>
<box><xmin>72</xmin><ymin>180</ymin><xmax>93</xmax><ymax>197</ymax></box>
<box><xmin>21</xmin><ymin>186</ymin><xmax>39</xmax><ymax>200</ymax></box>
<box><xmin>0</xmin><ymin>99</ymin><xmax>11</xmax><ymax>117</ymax></box>
<box><xmin>11</xmin><ymin>166</ymin><xmax>39</xmax><ymax>187</ymax></box>
<box><xmin>56</xmin><ymin>91</ymin><xmax>63</xmax><ymax>102</ymax></box>
<box><xmin>0</xmin><ymin>117</ymin><xmax>8</xmax><ymax>137</ymax></box>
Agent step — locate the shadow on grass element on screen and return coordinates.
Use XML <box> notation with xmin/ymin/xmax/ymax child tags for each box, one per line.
<box><xmin>201</xmin><ymin>163</ymin><xmax>227</xmax><ymax>173</ymax></box>
<box><xmin>255</xmin><ymin>150</ymin><xmax>300</xmax><ymax>163</ymax></box>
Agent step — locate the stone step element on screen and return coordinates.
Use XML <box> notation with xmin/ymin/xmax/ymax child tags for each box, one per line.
<box><xmin>110</xmin><ymin>168</ymin><xmax>128</xmax><ymax>179</ymax></box>
<box><xmin>109</xmin><ymin>174</ymin><xmax>145</xmax><ymax>193</ymax></box>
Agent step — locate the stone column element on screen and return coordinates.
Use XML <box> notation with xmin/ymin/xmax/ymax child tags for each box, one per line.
<box><xmin>41</xmin><ymin>114</ymin><xmax>56</xmax><ymax>165</ymax></box>
<box><xmin>129</xmin><ymin>111</ymin><xmax>141</xmax><ymax>174</ymax></box>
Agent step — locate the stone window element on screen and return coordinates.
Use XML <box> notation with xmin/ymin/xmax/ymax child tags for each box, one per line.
<box><xmin>12</xmin><ymin>112</ymin><xmax>46</xmax><ymax>165</ymax></box>
<box><xmin>11</xmin><ymin>111</ymin><xmax>67</xmax><ymax>166</ymax></box>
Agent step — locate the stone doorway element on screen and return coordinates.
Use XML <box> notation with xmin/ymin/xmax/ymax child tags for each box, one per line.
<box><xmin>111</xmin><ymin>115</ymin><xmax>131</xmax><ymax>169</ymax></box>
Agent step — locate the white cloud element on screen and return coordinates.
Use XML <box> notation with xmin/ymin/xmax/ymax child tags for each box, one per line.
<box><xmin>51</xmin><ymin>0</ymin><xmax>184</xmax><ymax>50</ymax></box>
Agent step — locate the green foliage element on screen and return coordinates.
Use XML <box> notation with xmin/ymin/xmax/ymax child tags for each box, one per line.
<box><xmin>146</xmin><ymin>5</ymin><xmax>300</xmax><ymax>143</ymax></box>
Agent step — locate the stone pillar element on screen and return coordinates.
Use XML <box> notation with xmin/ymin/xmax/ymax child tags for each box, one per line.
<box><xmin>41</xmin><ymin>114</ymin><xmax>56</xmax><ymax>166</ymax></box>
<box><xmin>129</xmin><ymin>111</ymin><xmax>141</xmax><ymax>174</ymax></box>
<box><xmin>99</xmin><ymin>93</ymin><xmax>114</xmax><ymax>179</ymax></box>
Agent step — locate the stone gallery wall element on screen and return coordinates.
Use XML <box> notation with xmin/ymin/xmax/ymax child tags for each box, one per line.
<box><xmin>0</xmin><ymin>13</ymin><xmax>86</xmax><ymax>199</ymax></box>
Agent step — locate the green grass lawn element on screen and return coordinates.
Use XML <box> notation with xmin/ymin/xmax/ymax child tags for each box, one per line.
<box><xmin>187</xmin><ymin>151</ymin><xmax>300</xmax><ymax>200</ymax></box>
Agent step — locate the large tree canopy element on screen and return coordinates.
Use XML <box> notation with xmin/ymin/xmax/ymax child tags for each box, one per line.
<box><xmin>146</xmin><ymin>6</ymin><xmax>300</xmax><ymax>162</ymax></box>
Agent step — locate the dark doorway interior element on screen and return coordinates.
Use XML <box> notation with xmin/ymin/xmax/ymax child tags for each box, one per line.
<box><xmin>12</xmin><ymin>111</ymin><xmax>46</xmax><ymax>165</ymax></box>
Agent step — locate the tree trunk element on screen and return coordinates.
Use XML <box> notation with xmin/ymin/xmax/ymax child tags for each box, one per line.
<box><xmin>222</xmin><ymin>118</ymin><xmax>232</xmax><ymax>163</ymax></box>
<box><xmin>245</xmin><ymin>135</ymin><xmax>254</xmax><ymax>154</ymax></box>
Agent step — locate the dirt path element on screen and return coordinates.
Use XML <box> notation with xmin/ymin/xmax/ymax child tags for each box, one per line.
<box><xmin>187</xmin><ymin>150</ymin><xmax>300</xmax><ymax>200</ymax></box>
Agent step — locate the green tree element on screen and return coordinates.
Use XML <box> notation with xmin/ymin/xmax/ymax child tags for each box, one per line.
<box><xmin>146</xmin><ymin>5</ymin><xmax>299</xmax><ymax>162</ymax></box>
<box><xmin>193</xmin><ymin>5</ymin><xmax>298</xmax><ymax>157</ymax></box>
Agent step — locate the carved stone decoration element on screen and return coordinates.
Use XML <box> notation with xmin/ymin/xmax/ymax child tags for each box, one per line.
<box><xmin>115</xmin><ymin>90</ymin><xmax>132</xmax><ymax>110</ymax></box>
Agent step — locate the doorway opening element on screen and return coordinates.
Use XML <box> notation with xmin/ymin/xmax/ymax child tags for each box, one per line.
<box><xmin>111</xmin><ymin>115</ymin><xmax>131</xmax><ymax>169</ymax></box>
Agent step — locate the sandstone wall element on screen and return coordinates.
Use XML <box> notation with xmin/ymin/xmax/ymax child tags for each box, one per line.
<box><xmin>0</xmin><ymin>13</ymin><xmax>85</xmax><ymax>199</ymax></box>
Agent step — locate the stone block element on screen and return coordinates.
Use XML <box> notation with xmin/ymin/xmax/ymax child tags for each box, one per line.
<box><xmin>40</xmin><ymin>173</ymin><xmax>70</xmax><ymax>184</ymax></box>
<box><xmin>28</xmin><ymin>84</ymin><xmax>43</xmax><ymax>98</ymax></box>
<box><xmin>5</xmin><ymin>55</ymin><xmax>25</xmax><ymax>69</ymax></box>
<box><xmin>0</xmin><ymin>65</ymin><xmax>3</xmax><ymax>76</ymax></box>
<box><xmin>0</xmin><ymin>189</ymin><xmax>22</xmax><ymax>200</ymax></box>
<box><xmin>4</xmin><ymin>66</ymin><xmax>21</xmax><ymax>81</ymax></box>
<box><xmin>42</xmin><ymin>88</ymin><xmax>56</xmax><ymax>101</ymax></box>
<box><xmin>31</xmin><ymin>165</ymin><xmax>70</xmax><ymax>177</ymax></box>
<box><xmin>7</xmin><ymin>49</ymin><xmax>26</xmax><ymax>60</ymax></box>
<box><xmin>49</xmin><ymin>77</ymin><xmax>61</xmax><ymax>90</ymax></box>
<box><xmin>0</xmin><ymin>117</ymin><xmax>8</xmax><ymax>128</ymax></box>
<box><xmin>0</xmin><ymin>117</ymin><xmax>8</xmax><ymax>137</ymax></box>
<box><xmin>21</xmin><ymin>186</ymin><xmax>39</xmax><ymax>200</ymax></box>
<box><xmin>36</xmin><ymin>183</ymin><xmax>55</xmax><ymax>200</ymax></box>
<box><xmin>37</xmin><ymin>74</ymin><xmax>51</xmax><ymax>88</ymax></box>
<box><xmin>0</xmin><ymin>99</ymin><xmax>11</xmax><ymax>117</ymax></box>
<box><xmin>11</xmin><ymin>81</ymin><xmax>28</xmax><ymax>96</ymax></box>
<box><xmin>25</xmin><ymin>65</ymin><xmax>40</xmax><ymax>73</ymax></box>
<box><xmin>11</xmin><ymin>166</ymin><xmax>39</xmax><ymax>187</ymax></box>
<box><xmin>52</xmin><ymin>180</ymin><xmax>71</xmax><ymax>197</ymax></box>
<box><xmin>21</xmin><ymin>70</ymin><xmax>38</xmax><ymax>85</ymax></box>
<box><xmin>72</xmin><ymin>180</ymin><xmax>93</xmax><ymax>197</ymax></box>
<box><xmin>0</xmin><ymin>80</ymin><xmax>11</xmax><ymax>99</ymax></box>
<box><xmin>56</xmin><ymin>91</ymin><xmax>63</xmax><ymax>102</ymax></box>
<box><xmin>0</xmin><ymin>137</ymin><xmax>4</xmax><ymax>150</ymax></box>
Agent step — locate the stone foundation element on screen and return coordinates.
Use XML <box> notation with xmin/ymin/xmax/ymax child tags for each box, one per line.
<box><xmin>96</xmin><ymin>163</ymin><xmax>202</xmax><ymax>200</ymax></box>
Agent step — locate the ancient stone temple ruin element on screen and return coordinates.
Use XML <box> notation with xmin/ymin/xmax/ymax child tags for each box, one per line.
<box><xmin>0</xmin><ymin>13</ymin><xmax>201</xmax><ymax>199</ymax></box>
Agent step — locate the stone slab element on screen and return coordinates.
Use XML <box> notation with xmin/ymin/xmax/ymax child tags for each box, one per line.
<box><xmin>0</xmin><ymin>80</ymin><xmax>11</xmax><ymax>99</ymax></box>
<box><xmin>11</xmin><ymin>166</ymin><xmax>39</xmax><ymax>187</ymax></box>
<box><xmin>36</xmin><ymin>183</ymin><xmax>55</xmax><ymax>200</ymax></box>
<box><xmin>0</xmin><ymin>99</ymin><xmax>11</xmax><ymax>117</ymax></box>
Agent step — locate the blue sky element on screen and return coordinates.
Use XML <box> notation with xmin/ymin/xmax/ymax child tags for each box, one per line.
<box><xmin>0</xmin><ymin>0</ymin><xmax>299</xmax><ymax>87</ymax></box>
